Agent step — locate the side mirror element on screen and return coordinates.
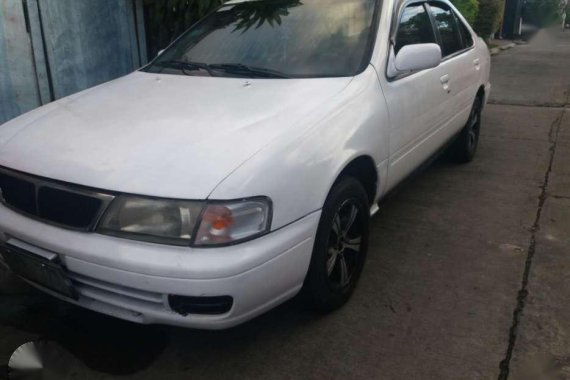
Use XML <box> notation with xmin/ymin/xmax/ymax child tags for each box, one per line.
<box><xmin>390</xmin><ymin>43</ymin><xmax>442</xmax><ymax>77</ymax></box>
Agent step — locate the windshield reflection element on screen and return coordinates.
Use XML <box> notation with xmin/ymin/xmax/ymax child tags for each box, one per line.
<box><xmin>145</xmin><ymin>0</ymin><xmax>378</xmax><ymax>78</ymax></box>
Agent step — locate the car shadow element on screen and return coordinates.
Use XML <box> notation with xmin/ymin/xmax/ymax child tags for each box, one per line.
<box><xmin>0</xmin><ymin>286</ymin><xmax>168</xmax><ymax>375</ymax></box>
<box><xmin>0</xmin><ymin>280</ymin><xmax>324</xmax><ymax>376</ymax></box>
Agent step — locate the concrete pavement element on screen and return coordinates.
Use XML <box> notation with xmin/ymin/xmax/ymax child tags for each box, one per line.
<box><xmin>1</xmin><ymin>29</ymin><xmax>569</xmax><ymax>380</ymax></box>
<box><xmin>500</xmin><ymin>30</ymin><xmax>570</xmax><ymax>380</ymax></box>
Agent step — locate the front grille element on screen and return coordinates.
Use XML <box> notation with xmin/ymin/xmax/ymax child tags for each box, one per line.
<box><xmin>0</xmin><ymin>172</ymin><xmax>36</xmax><ymax>214</ymax></box>
<box><xmin>0</xmin><ymin>168</ymin><xmax>114</xmax><ymax>230</ymax></box>
<box><xmin>38</xmin><ymin>187</ymin><xmax>103</xmax><ymax>229</ymax></box>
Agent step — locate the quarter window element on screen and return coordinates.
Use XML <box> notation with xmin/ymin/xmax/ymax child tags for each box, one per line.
<box><xmin>395</xmin><ymin>4</ymin><xmax>436</xmax><ymax>54</ymax></box>
<box><xmin>429</xmin><ymin>3</ymin><xmax>463</xmax><ymax>57</ymax></box>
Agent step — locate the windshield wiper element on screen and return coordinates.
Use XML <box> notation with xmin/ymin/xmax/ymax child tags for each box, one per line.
<box><xmin>154</xmin><ymin>60</ymin><xmax>290</xmax><ymax>79</ymax></box>
<box><xmin>209</xmin><ymin>63</ymin><xmax>290</xmax><ymax>78</ymax></box>
<box><xmin>154</xmin><ymin>60</ymin><xmax>216</xmax><ymax>76</ymax></box>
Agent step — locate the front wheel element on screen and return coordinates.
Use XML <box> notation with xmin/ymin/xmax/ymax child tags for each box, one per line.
<box><xmin>450</xmin><ymin>96</ymin><xmax>483</xmax><ymax>163</ymax></box>
<box><xmin>302</xmin><ymin>177</ymin><xmax>370</xmax><ymax>312</ymax></box>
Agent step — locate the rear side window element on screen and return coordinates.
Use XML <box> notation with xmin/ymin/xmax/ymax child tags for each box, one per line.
<box><xmin>429</xmin><ymin>3</ymin><xmax>464</xmax><ymax>57</ymax></box>
<box><xmin>395</xmin><ymin>4</ymin><xmax>437</xmax><ymax>54</ymax></box>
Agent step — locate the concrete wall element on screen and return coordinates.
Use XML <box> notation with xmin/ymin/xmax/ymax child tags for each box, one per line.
<box><xmin>0</xmin><ymin>0</ymin><xmax>147</xmax><ymax>125</ymax></box>
<box><xmin>0</xmin><ymin>1</ymin><xmax>42</xmax><ymax>123</ymax></box>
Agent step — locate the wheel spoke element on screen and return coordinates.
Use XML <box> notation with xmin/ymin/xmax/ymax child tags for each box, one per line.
<box><xmin>342</xmin><ymin>205</ymin><xmax>359</xmax><ymax>237</ymax></box>
<box><xmin>332</xmin><ymin>214</ymin><xmax>342</xmax><ymax>237</ymax></box>
<box><xmin>470</xmin><ymin>113</ymin><xmax>478</xmax><ymax>128</ymax></box>
<box><xmin>326</xmin><ymin>248</ymin><xmax>339</xmax><ymax>275</ymax></box>
<box><xmin>469</xmin><ymin>128</ymin><xmax>478</xmax><ymax>148</ymax></box>
<box><xmin>338</xmin><ymin>255</ymin><xmax>349</xmax><ymax>287</ymax></box>
<box><xmin>327</xmin><ymin>201</ymin><xmax>363</xmax><ymax>287</ymax></box>
<box><xmin>343</xmin><ymin>236</ymin><xmax>361</xmax><ymax>252</ymax></box>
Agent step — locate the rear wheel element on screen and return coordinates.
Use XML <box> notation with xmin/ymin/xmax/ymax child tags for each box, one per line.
<box><xmin>450</xmin><ymin>95</ymin><xmax>483</xmax><ymax>163</ymax></box>
<box><xmin>303</xmin><ymin>177</ymin><xmax>369</xmax><ymax>312</ymax></box>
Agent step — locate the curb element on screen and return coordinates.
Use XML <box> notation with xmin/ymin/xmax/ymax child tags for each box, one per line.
<box><xmin>490</xmin><ymin>42</ymin><xmax>516</xmax><ymax>56</ymax></box>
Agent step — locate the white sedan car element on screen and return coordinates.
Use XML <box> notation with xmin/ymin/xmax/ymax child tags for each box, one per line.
<box><xmin>0</xmin><ymin>0</ymin><xmax>490</xmax><ymax>329</ymax></box>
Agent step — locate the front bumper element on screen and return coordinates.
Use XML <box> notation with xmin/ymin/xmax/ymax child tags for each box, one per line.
<box><xmin>0</xmin><ymin>204</ymin><xmax>320</xmax><ymax>329</ymax></box>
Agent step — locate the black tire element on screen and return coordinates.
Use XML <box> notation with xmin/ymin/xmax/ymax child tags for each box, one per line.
<box><xmin>302</xmin><ymin>176</ymin><xmax>370</xmax><ymax>312</ymax></box>
<box><xmin>450</xmin><ymin>95</ymin><xmax>483</xmax><ymax>163</ymax></box>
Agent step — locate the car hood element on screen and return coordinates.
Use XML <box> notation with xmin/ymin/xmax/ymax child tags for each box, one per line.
<box><xmin>0</xmin><ymin>71</ymin><xmax>352</xmax><ymax>199</ymax></box>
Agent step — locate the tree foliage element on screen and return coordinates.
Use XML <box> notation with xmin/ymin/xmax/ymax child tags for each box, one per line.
<box><xmin>524</xmin><ymin>0</ymin><xmax>563</xmax><ymax>26</ymax></box>
<box><xmin>474</xmin><ymin>0</ymin><xmax>505</xmax><ymax>37</ymax></box>
<box><xmin>450</xmin><ymin>0</ymin><xmax>480</xmax><ymax>25</ymax></box>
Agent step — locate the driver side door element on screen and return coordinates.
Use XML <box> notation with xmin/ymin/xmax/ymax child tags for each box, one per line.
<box><xmin>381</xmin><ymin>2</ymin><xmax>452</xmax><ymax>190</ymax></box>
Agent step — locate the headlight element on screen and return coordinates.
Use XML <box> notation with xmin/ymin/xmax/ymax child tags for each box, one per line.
<box><xmin>97</xmin><ymin>196</ymin><xmax>271</xmax><ymax>247</ymax></box>
<box><xmin>98</xmin><ymin>196</ymin><xmax>204</xmax><ymax>245</ymax></box>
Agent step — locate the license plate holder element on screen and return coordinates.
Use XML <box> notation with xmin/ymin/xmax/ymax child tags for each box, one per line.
<box><xmin>1</xmin><ymin>243</ymin><xmax>77</xmax><ymax>300</ymax></box>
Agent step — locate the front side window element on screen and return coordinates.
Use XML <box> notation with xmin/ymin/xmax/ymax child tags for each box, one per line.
<box><xmin>144</xmin><ymin>0</ymin><xmax>378</xmax><ymax>78</ymax></box>
<box><xmin>456</xmin><ymin>15</ymin><xmax>474</xmax><ymax>47</ymax></box>
<box><xmin>429</xmin><ymin>3</ymin><xmax>463</xmax><ymax>57</ymax></box>
<box><xmin>395</xmin><ymin>4</ymin><xmax>437</xmax><ymax>54</ymax></box>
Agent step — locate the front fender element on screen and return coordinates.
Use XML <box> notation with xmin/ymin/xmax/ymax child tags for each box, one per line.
<box><xmin>209</xmin><ymin>66</ymin><xmax>390</xmax><ymax>230</ymax></box>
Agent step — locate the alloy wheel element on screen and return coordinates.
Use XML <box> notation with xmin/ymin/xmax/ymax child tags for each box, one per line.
<box><xmin>326</xmin><ymin>199</ymin><xmax>363</xmax><ymax>289</ymax></box>
<box><xmin>467</xmin><ymin>99</ymin><xmax>482</xmax><ymax>154</ymax></box>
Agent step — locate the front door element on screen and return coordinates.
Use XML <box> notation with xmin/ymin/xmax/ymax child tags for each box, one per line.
<box><xmin>381</xmin><ymin>2</ymin><xmax>452</xmax><ymax>190</ymax></box>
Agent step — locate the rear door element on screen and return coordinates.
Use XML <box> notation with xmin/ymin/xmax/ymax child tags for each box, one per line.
<box><xmin>427</xmin><ymin>2</ymin><xmax>479</xmax><ymax>133</ymax></box>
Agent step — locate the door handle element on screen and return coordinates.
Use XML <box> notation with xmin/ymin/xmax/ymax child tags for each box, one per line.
<box><xmin>440</xmin><ymin>74</ymin><xmax>451</xmax><ymax>94</ymax></box>
<box><xmin>474</xmin><ymin>58</ymin><xmax>481</xmax><ymax>70</ymax></box>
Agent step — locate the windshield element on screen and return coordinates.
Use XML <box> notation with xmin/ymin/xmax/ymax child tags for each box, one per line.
<box><xmin>143</xmin><ymin>0</ymin><xmax>379</xmax><ymax>78</ymax></box>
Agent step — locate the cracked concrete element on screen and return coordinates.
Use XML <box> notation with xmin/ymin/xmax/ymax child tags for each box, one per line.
<box><xmin>0</xmin><ymin>29</ymin><xmax>569</xmax><ymax>380</ymax></box>
<box><xmin>499</xmin><ymin>105</ymin><xmax>567</xmax><ymax>380</ymax></box>
<box><xmin>490</xmin><ymin>29</ymin><xmax>570</xmax><ymax>380</ymax></box>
